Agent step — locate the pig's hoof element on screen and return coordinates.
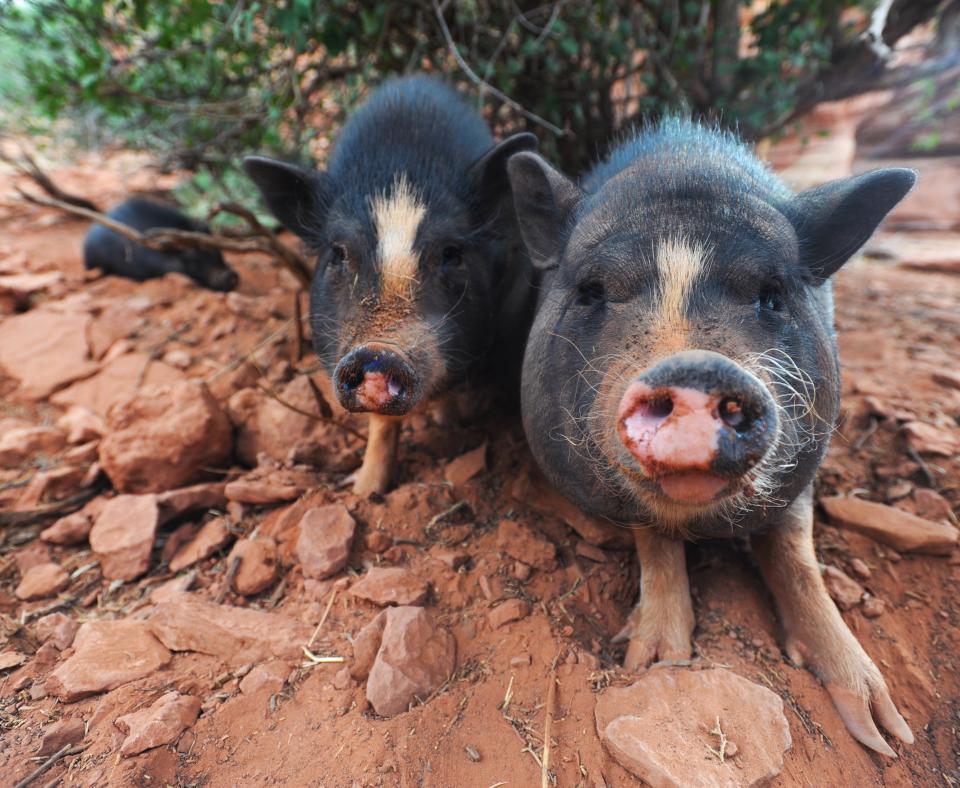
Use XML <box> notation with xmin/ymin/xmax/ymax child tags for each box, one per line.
<box><xmin>825</xmin><ymin>676</ymin><xmax>913</xmax><ymax>757</ymax></box>
<box><xmin>613</xmin><ymin>605</ymin><xmax>693</xmax><ymax>670</ymax></box>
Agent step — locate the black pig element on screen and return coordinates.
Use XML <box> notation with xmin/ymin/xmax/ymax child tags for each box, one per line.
<box><xmin>508</xmin><ymin>118</ymin><xmax>915</xmax><ymax>756</ymax></box>
<box><xmin>83</xmin><ymin>198</ymin><xmax>238</xmax><ymax>292</ymax></box>
<box><xmin>244</xmin><ymin>75</ymin><xmax>535</xmax><ymax>494</ymax></box>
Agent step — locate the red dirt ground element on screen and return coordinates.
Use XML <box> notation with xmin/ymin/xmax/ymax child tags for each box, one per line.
<box><xmin>0</xmin><ymin>142</ymin><xmax>958</xmax><ymax>787</ymax></box>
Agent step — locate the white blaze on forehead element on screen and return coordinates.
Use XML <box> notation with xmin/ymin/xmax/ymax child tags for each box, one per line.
<box><xmin>370</xmin><ymin>174</ymin><xmax>427</xmax><ymax>301</ymax></box>
<box><xmin>655</xmin><ymin>235</ymin><xmax>709</xmax><ymax>329</ymax></box>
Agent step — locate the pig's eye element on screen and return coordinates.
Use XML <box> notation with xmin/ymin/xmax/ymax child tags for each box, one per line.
<box><xmin>576</xmin><ymin>279</ymin><xmax>605</xmax><ymax>306</ymax></box>
<box><xmin>441</xmin><ymin>245</ymin><xmax>463</xmax><ymax>267</ymax></box>
<box><xmin>330</xmin><ymin>243</ymin><xmax>347</xmax><ymax>268</ymax></box>
<box><xmin>756</xmin><ymin>288</ymin><xmax>784</xmax><ymax>314</ymax></box>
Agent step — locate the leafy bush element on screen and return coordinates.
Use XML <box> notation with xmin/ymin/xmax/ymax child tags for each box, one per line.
<box><xmin>0</xmin><ymin>0</ymin><xmax>948</xmax><ymax>173</ymax></box>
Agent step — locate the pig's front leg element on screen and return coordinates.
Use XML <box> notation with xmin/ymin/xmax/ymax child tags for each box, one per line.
<box><xmin>752</xmin><ymin>486</ymin><xmax>913</xmax><ymax>757</ymax></box>
<box><xmin>613</xmin><ymin>528</ymin><xmax>694</xmax><ymax>669</ymax></box>
<box><xmin>353</xmin><ymin>414</ymin><xmax>400</xmax><ymax>495</ymax></box>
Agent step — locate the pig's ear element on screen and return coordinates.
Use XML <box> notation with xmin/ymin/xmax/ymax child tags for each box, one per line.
<box><xmin>790</xmin><ymin>168</ymin><xmax>916</xmax><ymax>281</ymax></box>
<box><xmin>243</xmin><ymin>156</ymin><xmax>332</xmax><ymax>240</ymax></box>
<box><xmin>468</xmin><ymin>132</ymin><xmax>539</xmax><ymax>206</ymax></box>
<box><xmin>507</xmin><ymin>152</ymin><xmax>581</xmax><ymax>269</ymax></box>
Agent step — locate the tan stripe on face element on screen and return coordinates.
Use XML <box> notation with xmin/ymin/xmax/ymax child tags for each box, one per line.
<box><xmin>654</xmin><ymin>235</ymin><xmax>709</xmax><ymax>337</ymax></box>
<box><xmin>370</xmin><ymin>174</ymin><xmax>427</xmax><ymax>302</ymax></box>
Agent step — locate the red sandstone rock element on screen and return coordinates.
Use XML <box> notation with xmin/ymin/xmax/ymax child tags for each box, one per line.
<box><xmin>510</xmin><ymin>467</ymin><xmax>632</xmax><ymax>548</ymax></box>
<box><xmin>596</xmin><ymin>668</ymin><xmax>791</xmax><ymax>788</ymax></box>
<box><xmin>932</xmin><ymin>370</ymin><xmax>960</xmax><ymax>391</ymax></box>
<box><xmin>168</xmin><ymin>517</ymin><xmax>232</xmax><ymax>572</ymax></box>
<box><xmin>89</xmin><ymin>494</ymin><xmax>160</xmax><ymax>581</ymax></box>
<box><xmin>443</xmin><ymin>443</ymin><xmax>487</xmax><ymax>487</ymax></box>
<box><xmin>223</xmin><ymin>465</ymin><xmax>317</xmax><ymax>504</ymax></box>
<box><xmin>862</xmin><ymin>596</ymin><xmax>887</xmax><ymax>618</ymax></box>
<box><xmin>821</xmin><ymin>496</ymin><xmax>958</xmax><ymax>555</ymax></box>
<box><xmin>228</xmin><ymin>538</ymin><xmax>278</xmax><ymax>595</ymax></box>
<box><xmin>56</xmin><ymin>406</ymin><xmax>105</xmax><ymax>444</ymax></box>
<box><xmin>0</xmin><ymin>426</ymin><xmax>66</xmax><ymax>468</ymax></box>
<box><xmin>239</xmin><ymin>661</ymin><xmax>290</xmax><ymax>695</ymax></box>
<box><xmin>115</xmin><ymin>691</ymin><xmax>201</xmax><ymax>756</ymax></box>
<box><xmin>38</xmin><ymin>718</ymin><xmax>86</xmax><ymax>756</ymax></box>
<box><xmin>15</xmin><ymin>562</ymin><xmax>69</xmax><ymax>601</ymax></box>
<box><xmin>822</xmin><ymin>565</ymin><xmax>865</xmax><ymax>610</ymax></box>
<box><xmin>99</xmin><ymin>381</ymin><xmax>231</xmax><ymax>493</ymax></box>
<box><xmin>496</xmin><ymin>520</ymin><xmax>558</xmax><ymax>571</ymax></box>
<box><xmin>488</xmin><ymin>599</ymin><xmax>530</xmax><ymax>629</ymax></box>
<box><xmin>296</xmin><ymin>504</ymin><xmax>357</xmax><ymax>579</ymax></box>
<box><xmin>147</xmin><ymin>593</ymin><xmax>308</xmax><ymax>666</ymax></box>
<box><xmin>912</xmin><ymin>488</ymin><xmax>954</xmax><ymax>522</ymax></box>
<box><xmin>901</xmin><ymin>421</ymin><xmax>960</xmax><ymax>457</ymax></box>
<box><xmin>0</xmin><ymin>309</ymin><xmax>98</xmax><ymax>399</ymax></box>
<box><xmin>351</xmin><ymin>612</ymin><xmax>388</xmax><ymax>680</ymax></box>
<box><xmin>50</xmin><ymin>352</ymin><xmax>184</xmax><ymax>416</ymax></box>
<box><xmin>46</xmin><ymin>620</ymin><xmax>172</xmax><ymax>702</ymax></box>
<box><xmin>365</xmin><ymin>606</ymin><xmax>456</xmax><ymax>717</ymax></box>
<box><xmin>156</xmin><ymin>482</ymin><xmax>228</xmax><ymax>525</ymax></box>
<box><xmin>350</xmin><ymin>567</ymin><xmax>429</xmax><ymax>607</ymax></box>
<box><xmin>35</xmin><ymin>613</ymin><xmax>79</xmax><ymax>651</ymax></box>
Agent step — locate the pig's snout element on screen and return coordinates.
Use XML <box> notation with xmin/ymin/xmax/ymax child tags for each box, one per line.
<box><xmin>334</xmin><ymin>344</ymin><xmax>419</xmax><ymax>416</ymax></box>
<box><xmin>616</xmin><ymin>350</ymin><xmax>777</xmax><ymax>504</ymax></box>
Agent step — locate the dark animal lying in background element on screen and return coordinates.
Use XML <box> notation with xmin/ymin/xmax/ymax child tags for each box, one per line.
<box><xmin>508</xmin><ymin>118</ymin><xmax>916</xmax><ymax>756</ymax></box>
<box><xmin>83</xmin><ymin>198</ymin><xmax>238</xmax><ymax>292</ymax></box>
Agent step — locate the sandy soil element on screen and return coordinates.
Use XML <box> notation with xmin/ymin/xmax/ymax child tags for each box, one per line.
<box><xmin>0</xmin><ymin>147</ymin><xmax>958</xmax><ymax>787</ymax></box>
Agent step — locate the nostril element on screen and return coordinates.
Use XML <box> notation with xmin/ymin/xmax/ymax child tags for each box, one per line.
<box><xmin>341</xmin><ymin>368</ymin><xmax>364</xmax><ymax>392</ymax></box>
<box><xmin>387</xmin><ymin>376</ymin><xmax>404</xmax><ymax>399</ymax></box>
<box><xmin>645</xmin><ymin>395</ymin><xmax>673</xmax><ymax>420</ymax></box>
<box><xmin>719</xmin><ymin>396</ymin><xmax>754</xmax><ymax>433</ymax></box>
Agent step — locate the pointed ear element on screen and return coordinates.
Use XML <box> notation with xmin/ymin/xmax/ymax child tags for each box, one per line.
<box><xmin>243</xmin><ymin>156</ymin><xmax>332</xmax><ymax>240</ymax></box>
<box><xmin>506</xmin><ymin>151</ymin><xmax>581</xmax><ymax>269</ymax></box>
<box><xmin>468</xmin><ymin>132</ymin><xmax>539</xmax><ymax>206</ymax></box>
<box><xmin>790</xmin><ymin>168</ymin><xmax>916</xmax><ymax>281</ymax></box>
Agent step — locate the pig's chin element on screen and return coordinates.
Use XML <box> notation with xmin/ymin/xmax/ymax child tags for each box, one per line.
<box><xmin>657</xmin><ymin>471</ymin><xmax>730</xmax><ymax>505</ymax></box>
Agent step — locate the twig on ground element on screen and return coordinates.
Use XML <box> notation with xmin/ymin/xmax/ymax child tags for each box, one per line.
<box><xmin>14</xmin><ymin>743</ymin><xmax>85</xmax><ymax>788</ymax></box>
<box><xmin>307</xmin><ymin>586</ymin><xmax>338</xmax><ymax>649</ymax></box>
<box><xmin>541</xmin><ymin>653</ymin><xmax>559</xmax><ymax>788</ymax></box>
<box><xmin>0</xmin><ymin>487</ymin><xmax>101</xmax><ymax>529</ymax></box>
<box><xmin>906</xmin><ymin>446</ymin><xmax>938</xmax><ymax>489</ymax></box>
<box><xmin>215</xmin><ymin>556</ymin><xmax>242</xmax><ymax>603</ymax></box>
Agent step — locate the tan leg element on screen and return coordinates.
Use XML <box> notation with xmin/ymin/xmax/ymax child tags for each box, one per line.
<box><xmin>613</xmin><ymin>527</ymin><xmax>694</xmax><ymax>669</ymax></box>
<box><xmin>352</xmin><ymin>415</ymin><xmax>400</xmax><ymax>495</ymax></box>
<box><xmin>752</xmin><ymin>486</ymin><xmax>913</xmax><ymax>757</ymax></box>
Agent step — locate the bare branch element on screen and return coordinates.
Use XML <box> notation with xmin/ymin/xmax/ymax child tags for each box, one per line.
<box><xmin>431</xmin><ymin>0</ymin><xmax>567</xmax><ymax>137</ymax></box>
<box><xmin>0</xmin><ymin>145</ymin><xmax>99</xmax><ymax>211</ymax></box>
<box><xmin>16</xmin><ymin>188</ymin><xmax>313</xmax><ymax>289</ymax></box>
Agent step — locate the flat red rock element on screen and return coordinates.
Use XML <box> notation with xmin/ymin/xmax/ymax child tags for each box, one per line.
<box><xmin>115</xmin><ymin>691</ymin><xmax>201</xmax><ymax>756</ymax></box>
<box><xmin>99</xmin><ymin>380</ymin><xmax>232</xmax><ymax>493</ymax></box>
<box><xmin>365</xmin><ymin>606</ymin><xmax>456</xmax><ymax>717</ymax></box>
<box><xmin>821</xmin><ymin>495</ymin><xmax>958</xmax><ymax>555</ymax></box>
<box><xmin>89</xmin><ymin>494</ymin><xmax>160</xmax><ymax>581</ymax></box>
<box><xmin>595</xmin><ymin>668</ymin><xmax>791</xmax><ymax>788</ymax></box>
<box><xmin>15</xmin><ymin>562</ymin><xmax>69</xmax><ymax>601</ymax></box>
<box><xmin>350</xmin><ymin>567</ymin><xmax>429</xmax><ymax>607</ymax></box>
<box><xmin>46</xmin><ymin>620</ymin><xmax>172</xmax><ymax>702</ymax></box>
<box><xmin>296</xmin><ymin>504</ymin><xmax>356</xmax><ymax>579</ymax></box>
<box><xmin>147</xmin><ymin>593</ymin><xmax>308</xmax><ymax>666</ymax></box>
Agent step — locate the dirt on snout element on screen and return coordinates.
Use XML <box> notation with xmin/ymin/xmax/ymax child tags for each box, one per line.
<box><xmin>0</xmin><ymin>148</ymin><xmax>958</xmax><ymax>788</ymax></box>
